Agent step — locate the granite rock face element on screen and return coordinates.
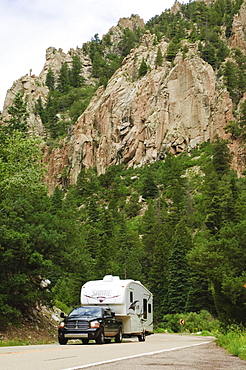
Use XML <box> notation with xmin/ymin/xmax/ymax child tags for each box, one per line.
<box><xmin>230</xmin><ymin>0</ymin><xmax>246</xmax><ymax>53</ymax></box>
<box><xmin>2</xmin><ymin>5</ymin><xmax>246</xmax><ymax>191</ymax></box>
<box><xmin>67</xmin><ymin>34</ymin><xmax>233</xmax><ymax>184</ymax></box>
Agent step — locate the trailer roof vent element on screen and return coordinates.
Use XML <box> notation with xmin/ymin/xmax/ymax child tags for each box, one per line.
<box><xmin>103</xmin><ymin>275</ymin><xmax>120</xmax><ymax>282</ymax></box>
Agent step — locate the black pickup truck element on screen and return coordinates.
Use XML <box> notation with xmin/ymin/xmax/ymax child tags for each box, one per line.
<box><xmin>58</xmin><ymin>306</ymin><xmax>123</xmax><ymax>345</ymax></box>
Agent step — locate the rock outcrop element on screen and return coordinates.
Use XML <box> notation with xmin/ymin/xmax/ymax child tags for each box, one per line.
<box><xmin>66</xmin><ymin>33</ymin><xmax>233</xmax><ymax>185</ymax></box>
<box><xmin>2</xmin><ymin>74</ymin><xmax>48</xmax><ymax>136</ymax></box>
<box><xmin>2</xmin><ymin>3</ymin><xmax>246</xmax><ymax>191</ymax></box>
<box><xmin>230</xmin><ymin>0</ymin><xmax>246</xmax><ymax>53</ymax></box>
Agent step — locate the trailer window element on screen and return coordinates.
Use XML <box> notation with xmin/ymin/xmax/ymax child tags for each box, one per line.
<box><xmin>148</xmin><ymin>303</ymin><xmax>152</xmax><ymax>313</ymax></box>
<box><xmin>130</xmin><ymin>291</ymin><xmax>133</xmax><ymax>303</ymax></box>
<box><xmin>143</xmin><ymin>298</ymin><xmax>147</xmax><ymax>320</ymax></box>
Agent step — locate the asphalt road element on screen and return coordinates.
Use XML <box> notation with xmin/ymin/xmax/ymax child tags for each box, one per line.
<box><xmin>0</xmin><ymin>333</ymin><xmax>245</xmax><ymax>370</ymax></box>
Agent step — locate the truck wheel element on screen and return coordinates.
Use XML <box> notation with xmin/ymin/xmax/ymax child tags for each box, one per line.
<box><xmin>115</xmin><ymin>327</ymin><xmax>122</xmax><ymax>343</ymax></box>
<box><xmin>96</xmin><ymin>329</ymin><xmax>105</xmax><ymax>344</ymax></box>
<box><xmin>58</xmin><ymin>337</ymin><xmax>68</xmax><ymax>345</ymax></box>
<box><xmin>138</xmin><ymin>332</ymin><xmax>145</xmax><ymax>342</ymax></box>
<box><xmin>82</xmin><ymin>338</ymin><xmax>89</xmax><ymax>344</ymax></box>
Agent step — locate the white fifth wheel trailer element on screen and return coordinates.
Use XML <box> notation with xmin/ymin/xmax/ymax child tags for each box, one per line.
<box><xmin>81</xmin><ymin>275</ymin><xmax>153</xmax><ymax>341</ymax></box>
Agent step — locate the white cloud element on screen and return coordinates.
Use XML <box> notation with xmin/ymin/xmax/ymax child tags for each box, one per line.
<box><xmin>0</xmin><ymin>0</ymin><xmax>176</xmax><ymax>110</ymax></box>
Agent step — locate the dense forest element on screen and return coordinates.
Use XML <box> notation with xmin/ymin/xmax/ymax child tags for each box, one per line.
<box><xmin>0</xmin><ymin>0</ymin><xmax>246</xmax><ymax>330</ymax></box>
<box><xmin>1</xmin><ymin>119</ymin><xmax>246</xmax><ymax>327</ymax></box>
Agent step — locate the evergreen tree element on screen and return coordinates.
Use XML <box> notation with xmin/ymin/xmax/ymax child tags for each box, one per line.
<box><xmin>166</xmin><ymin>240</ymin><xmax>190</xmax><ymax>313</ymax></box>
<box><xmin>148</xmin><ymin>221</ymin><xmax>172</xmax><ymax>321</ymax></box>
<box><xmin>50</xmin><ymin>186</ymin><xmax>63</xmax><ymax>213</ymax></box>
<box><xmin>0</xmin><ymin>132</ymin><xmax>54</xmax><ymax>323</ymax></box>
<box><xmin>85</xmin><ymin>225</ymin><xmax>101</xmax><ymax>260</ymax></box>
<box><xmin>211</xmin><ymin>139</ymin><xmax>232</xmax><ymax>178</ymax></box>
<box><xmin>45</xmin><ymin>68</ymin><xmax>55</xmax><ymax>91</ymax></box>
<box><xmin>124</xmin><ymin>193</ymin><xmax>141</xmax><ymax>218</ymax></box>
<box><xmin>141</xmin><ymin>201</ymin><xmax>159</xmax><ymax>255</ymax></box>
<box><xmin>141</xmin><ymin>171</ymin><xmax>158</xmax><ymax>199</ymax></box>
<box><xmin>57</xmin><ymin>62</ymin><xmax>70</xmax><ymax>93</ymax></box>
<box><xmin>114</xmin><ymin>219</ymin><xmax>144</xmax><ymax>281</ymax></box>
<box><xmin>155</xmin><ymin>46</ymin><xmax>163</xmax><ymax>67</ymax></box>
<box><xmin>42</xmin><ymin>93</ymin><xmax>59</xmax><ymax>138</ymax></box>
<box><xmin>138</xmin><ymin>58</ymin><xmax>148</xmax><ymax>77</ymax></box>
<box><xmin>222</xmin><ymin>61</ymin><xmax>238</xmax><ymax>102</ymax></box>
<box><xmin>70</xmin><ymin>55</ymin><xmax>84</xmax><ymax>88</ymax></box>
<box><xmin>166</xmin><ymin>39</ymin><xmax>180</xmax><ymax>62</ymax></box>
<box><xmin>185</xmin><ymin>270</ymin><xmax>215</xmax><ymax>313</ymax></box>
<box><xmin>118</xmin><ymin>28</ymin><xmax>137</xmax><ymax>57</ymax></box>
<box><xmin>34</xmin><ymin>96</ymin><xmax>46</xmax><ymax>124</ymax></box>
<box><xmin>201</xmin><ymin>42</ymin><xmax>217</xmax><ymax>69</ymax></box>
<box><xmin>166</xmin><ymin>221</ymin><xmax>192</xmax><ymax>313</ymax></box>
<box><xmin>6</xmin><ymin>92</ymin><xmax>29</xmax><ymax>133</ymax></box>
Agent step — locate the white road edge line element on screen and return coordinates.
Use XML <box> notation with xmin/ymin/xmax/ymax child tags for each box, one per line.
<box><xmin>61</xmin><ymin>340</ymin><xmax>214</xmax><ymax>370</ymax></box>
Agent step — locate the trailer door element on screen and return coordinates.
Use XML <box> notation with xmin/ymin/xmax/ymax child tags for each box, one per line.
<box><xmin>142</xmin><ymin>294</ymin><xmax>153</xmax><ymax>331</ymax></box>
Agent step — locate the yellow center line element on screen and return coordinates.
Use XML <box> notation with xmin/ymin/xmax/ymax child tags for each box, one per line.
<box><xmin>0</xmin><ymin>347</ymin><xmax>66</xmax><ymax>356</ymax></box>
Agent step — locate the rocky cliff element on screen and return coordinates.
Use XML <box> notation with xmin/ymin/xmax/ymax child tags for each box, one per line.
<box><xmin>66</xmin><ymin>33</ymin><xmax>234</xmax><ymax>185</ymax></box>
<box><xmin>2</xmin><ymin>3</ymin><xmax>246</xmax><ymax>191</ymax></box>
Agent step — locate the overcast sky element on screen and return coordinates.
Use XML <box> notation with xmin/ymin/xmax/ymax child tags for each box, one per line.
<box><xmin>0</xmin><ymin>0</ymin><xmax>177</xmax><ymax>110</ymax></box>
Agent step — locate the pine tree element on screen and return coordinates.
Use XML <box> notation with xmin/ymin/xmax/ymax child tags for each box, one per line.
<box><xmin>138</xmin><ymin>58</ymin><xmax>148</xmax><ymax>77</ymax></box>
<box><xmin>166</xmin><ymin>221</ymin><xmax>192</xmax><ymax>313</ymax></box>
<box><xmin>211</xmin><ymin>139</ymin><xmax>232</xmax><ymax>178</ymax></box>
<box><xmin>166</xmin><ymin>40</ymin><xmax>180</xmax><ymax>62</ymax></box>
<box><xmin>185</xmin><ymin>271</ymin><xmax>215</xmax><ymax>313</ymax></box>
<box><xmin>155</xmin><ymin>46</ymin><xmax>163</xmax><ymax>67</ymax></box>
<box><xmin>166</xmin><ymin>240</ymin><xmax>190</xmax><ymax>313</ymax></box>
<box><xmin>6</xmin><ymin>92</ymin><xmax>29</xmax><ymax>133</ymax></box>
<box><xmin>45</xmin><ymin>68</ymin><xmax>55</xmax><ymax>91</ymax></box>
<box><xmin>57</xmin><ymin>62</ymin><xmax>70</xmax><ymax>93</ymax></box>
<box><xmin>141</xmin><ymin>171</ymin><xmax>158</xmax><ymax>199</ymax></box>
<box><xmin>43</xmin><ymin>93</ymin><xmax>58</xmax><ymax>137</ymax></box>
<box><xmin>50</xmin><ymin>186</ymin><xmax>63</xmax><ymax>213</ymax></box>
<box><xmin>70</xmin><ymin>55</ymin><xmax>84</xmax><ymax>88</ymax></box>
<box><xmin>34</xmin><ymin>97</ymin><xmax>46</xmax><ymax>124</ymax></box>
<box><xmin>119</xmin><ymin>28</ymin><xmax>136</xmax><ymax>57</ymax></box>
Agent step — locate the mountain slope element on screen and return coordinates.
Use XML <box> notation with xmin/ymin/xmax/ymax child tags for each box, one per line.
<box><xmin>1</xmin><ymin>0</ymin><xmax>246</xmax><ymax>191</ymax></box>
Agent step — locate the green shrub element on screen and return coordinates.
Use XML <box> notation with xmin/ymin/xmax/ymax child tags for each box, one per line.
<box><xmin>217</xmin><ymin>327</ymin><xmax>246</xmax><ymax>360</ymax></box>
<box><xmin>54</xmin><ymin>300</ymin><xmax>71</xmax><ymax>315</ymax></box>
<box><xmin>160</xmin><ymin>310</ymin><xmax>219</xmax><ymax>334</ymax></box>
<box><xmin>0</xmin><ymin>339</ymin><xmax>31</xmax><ymax>347</ymax></box>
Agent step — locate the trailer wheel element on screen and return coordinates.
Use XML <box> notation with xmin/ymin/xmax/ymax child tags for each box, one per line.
<box><xmin>58</xmin><ymin>337</ymin><xmax>68</xmax><ymax>345</ymax></box>
<box><xmin>96</xmin><ymin>328</ymin><xmax>105</xmax><ymax>344</ymax></box>
<box><xmin>138</xmin><ymin>331</ymin><xmax>145</xmax><ymax>342</ymax></box>
<box><xmin>115</xmin><ymin>327</ymin><xmax>123</xmax><ymax>343</ymax></box>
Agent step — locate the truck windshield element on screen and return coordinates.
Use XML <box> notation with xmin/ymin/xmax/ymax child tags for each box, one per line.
<box><xmin>68</xmin><ymin>307</ymin><xmax>102</xmax><ymax>317</ymax></box>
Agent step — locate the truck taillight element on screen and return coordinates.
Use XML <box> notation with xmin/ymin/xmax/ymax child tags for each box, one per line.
<box><xmin>90</xmin><ymin>321</ymin><xmax>100</xmax><ymax>328</ymax></box>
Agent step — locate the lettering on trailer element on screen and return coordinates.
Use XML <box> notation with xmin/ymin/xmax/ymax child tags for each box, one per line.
<box><xmin>83</xmin><ymin>289</ymin><xmax>120</xmax><ymax>303</ymax></box>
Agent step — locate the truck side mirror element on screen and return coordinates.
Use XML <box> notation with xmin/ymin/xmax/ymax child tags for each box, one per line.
<box><xmin>60</xmin><ymin>312</ymin><xmax>66</xmax><ymax>318</ymax></box>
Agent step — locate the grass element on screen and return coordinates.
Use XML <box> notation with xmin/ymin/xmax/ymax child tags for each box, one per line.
<box><xmin>0</xmin><ymin>338</ymin><xmax>53</xmax><ymax>347</ymax></box>
<box><xmin>0</xmin><ymin>339</ymin><xmax>31</xmax><ymax>347</ymax></box>
<box><xmin>216</xmin><ymin>330</ymin><xmax>246</xmax><ymax>360</ymax></box>
<box><xmin>155</xmin><ymin>311</ymin><xmax>246</xmax><ymax>361</ymax></box>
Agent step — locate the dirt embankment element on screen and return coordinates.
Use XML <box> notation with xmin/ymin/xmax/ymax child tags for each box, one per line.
<box><xmin>0</xmin><ymin>306</ymin><xmax>59</xmax><ymax>345</ymax></box>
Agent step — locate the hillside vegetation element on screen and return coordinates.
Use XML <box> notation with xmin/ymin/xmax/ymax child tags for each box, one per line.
<box><xmin>27</xmin><ymin>0</ymin><xmax>246</xmax><ymax>142</ymax></box>
<box><xmin>0</xmin><ymin>125</ymin><xmax>246</xmax><ymax>328</ymax></box>
<box><xmin>0</xmin><ymin>0</ymin><xmax>246</xmax><ymax>335</ymax></box>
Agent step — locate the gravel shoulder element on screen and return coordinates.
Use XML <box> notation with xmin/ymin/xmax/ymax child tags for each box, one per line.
<box><xmin>89</xmin><ymin>341</ymin><xmax>246</xmax><ymax>370</ymax></box>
